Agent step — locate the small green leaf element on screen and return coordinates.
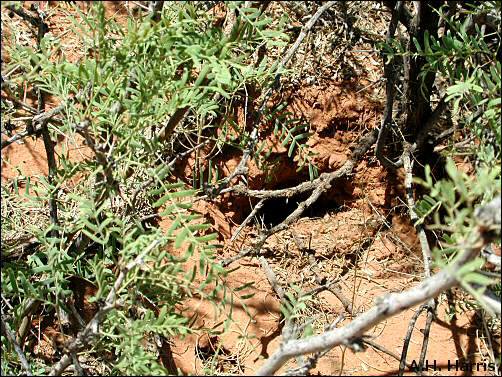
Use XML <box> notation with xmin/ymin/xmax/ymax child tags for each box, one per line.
<box><xmin>175</xmin><ymin>228</ymin><xmax>189</xmax><ymax>249</ymax></box>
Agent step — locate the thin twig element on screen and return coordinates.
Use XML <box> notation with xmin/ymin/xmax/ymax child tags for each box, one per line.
<box><xmin>230</xmin><ymin>199</ymin><xmax>265</xmax><ymax>242</ymax></box>
<box><xmin>399</xmin><ymin>143</ymin><xmax>436</xmax><ymax>375</ymax></box>
<box><xmin>1</xmin><ymin>316</ymin><xmax>32</xmax><ymax>375</ymax></box>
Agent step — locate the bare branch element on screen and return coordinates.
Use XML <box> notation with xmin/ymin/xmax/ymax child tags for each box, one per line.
<box><xmin>1</xmin><ymin>316</ymin><xmax>32</xmax><ymax>375</ymax></box>
<box><xmin>375</xmin><ymin>1</ymin><xmax>403</xmax><ymax>170</ymax></box>
<box><xmin>221</xmin><ymin>128</ymin><xmax>378</xmax><ymax>267</ymax></box>
<box><xmin>256</xmin><ymin>197</ymin><xmax>500</xmax><ymax>375</ymax></box>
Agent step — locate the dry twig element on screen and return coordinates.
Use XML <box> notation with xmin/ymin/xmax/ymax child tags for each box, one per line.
<box><xmin>398</xmin><ymin>143</ymin><xmax>436</xmax><ymax>375</ymax></box>
<box><xmin>1</xmin><ymin>316</ymin><xmax>32</xmax><ymax>376</ymax></box>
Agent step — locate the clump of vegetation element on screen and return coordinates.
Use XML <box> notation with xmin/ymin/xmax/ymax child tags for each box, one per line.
<box><xmin>1</xmin><ymin>2</ymin><xmax>292</xmax><ymax>375</ymax></box>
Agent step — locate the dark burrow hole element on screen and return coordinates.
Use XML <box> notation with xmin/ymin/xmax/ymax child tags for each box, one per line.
<box><xmin>259</xmin><ymin>183</ymin><xmax>354</xmax><ymax>228</ymax></box>
<box><xmin>259</xmin><ymin>195</ymin><xmax>338</xmax><ymax>227</ymax></box>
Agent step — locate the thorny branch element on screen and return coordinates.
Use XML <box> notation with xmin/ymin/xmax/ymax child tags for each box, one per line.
<box><xmin>256</xmin><ymin>196</ymin><xmax>501</xmax><ymax>375</ymax></box>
